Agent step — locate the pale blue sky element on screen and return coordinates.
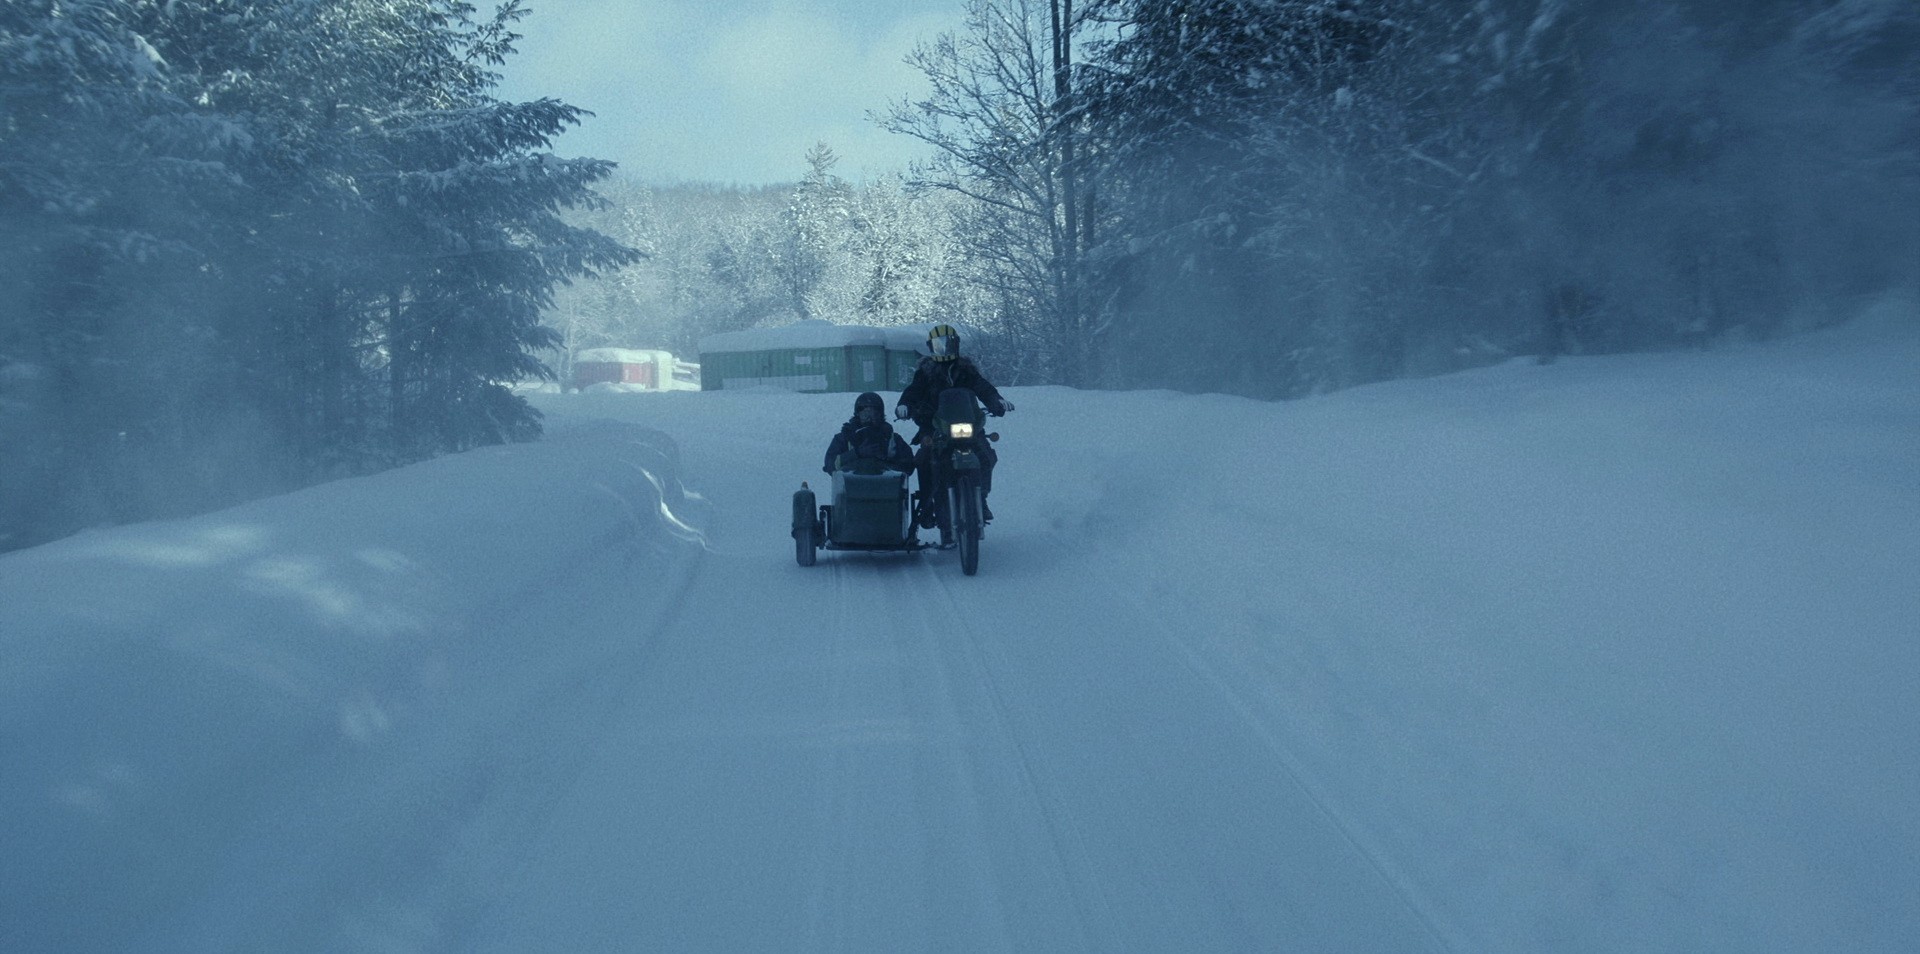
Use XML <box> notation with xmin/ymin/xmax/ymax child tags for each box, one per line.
<box><xmin>494</xmin><ymin>0</ymin><xmax>964</xmax><ymax>185</ymax></box>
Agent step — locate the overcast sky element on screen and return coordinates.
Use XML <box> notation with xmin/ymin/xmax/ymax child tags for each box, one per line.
<box><xmin>493</xmin><ymin>0</ymin><xmax>964</xmax><ymax>186</ymax></box>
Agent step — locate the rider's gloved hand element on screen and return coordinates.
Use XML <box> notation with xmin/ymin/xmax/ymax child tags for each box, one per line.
<box><xmin>895</xmin><ymin>404</ymin><xmax>910</xmax><ymax>420</ymax></box>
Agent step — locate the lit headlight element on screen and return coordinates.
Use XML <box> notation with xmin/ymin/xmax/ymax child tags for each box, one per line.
<box><xmin>949</xmin><ymin>422</ymin><xmax>975</xmax><ymax>440</ymax></box>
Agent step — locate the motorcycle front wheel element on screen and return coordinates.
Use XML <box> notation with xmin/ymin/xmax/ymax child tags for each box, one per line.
<box><xmin>953</xmin><ymin>475</ymin><xmax>981</xmax><ymax>575</ymax></box>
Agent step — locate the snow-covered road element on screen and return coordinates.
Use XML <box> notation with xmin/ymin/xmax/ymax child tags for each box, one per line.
<box><xmin>464</xmin><ymin>447</ymin><xmax>1443</xmax><ymax>953</ymax></box>
<box><xmin>4</xmin><ymin>307</ymin><xmax>1917</xmax><ymax>952</ymax></box>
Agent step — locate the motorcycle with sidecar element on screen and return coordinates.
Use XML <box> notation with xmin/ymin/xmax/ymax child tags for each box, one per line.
<box><xmin>792</xmin><ymin>387</ymin><xmax>998</xmax><ymax>576</ymax></box>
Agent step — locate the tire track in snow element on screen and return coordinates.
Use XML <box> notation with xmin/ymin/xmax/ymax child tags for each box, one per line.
<box><xmin>905</xmin><ymin>551</ymin><xmax>1111</xmax><ymax>952</ymax></box>
<box><xmin>1026</xmin><ymin>526</ymin><xmax>1459</xmax><ymax>954</ymax></box>
<box><xmin>798</xmin><ymin>551</ymin><xmax>855</xmax><ymax>953</ymax></box>
<box><xmin>442</xmin><ymin>536</ymin><xmax>711</xmax><ymax>953</ymax></box>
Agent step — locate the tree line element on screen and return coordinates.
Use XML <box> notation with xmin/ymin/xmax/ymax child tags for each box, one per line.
<box><xmin>540</xmin><ymin>144</ymin><xmax>1042</xmax><ymax>386</ymax></box>
<box><xmin>1</xmin><ymin>1</ymin><xmax>629</xmax><ymax>551</ymax></box>
<box><xmin>5</xmin><ymin>1</ymin><xmax>1914</xmax><ymax>550</ymax></box>
<box><xmin>888</xmin><ymin>0</ymin><xmax>1918</xmax><ymax>394</ymax></box>
<box><xmin>555</xmin><ymin>0</ymin><xmax>1916</xmax><ymax>399</ymax></box>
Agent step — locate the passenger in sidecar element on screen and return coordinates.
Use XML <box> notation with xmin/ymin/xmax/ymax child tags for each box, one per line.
<box><xmin>794</xmin><ymin>393</ymin><xmax>924</xmax><ymax>564</ymax></box>
<box><xmin>823</xmin><ymin>391</ymin><xmax>914</xmax><ymax>476</ymax></box>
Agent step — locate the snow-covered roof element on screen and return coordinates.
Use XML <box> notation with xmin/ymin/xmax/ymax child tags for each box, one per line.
<box><xmin>575</xmin><ymin>348</ymin><xmax>674</xmax><ymax>365</ymax></box>
<box><xmin>884</xmin><ymin>325</ymin><xmax>933</xmax><ymax>353</ymax></box>
<box><xmin>699</xmin><ymin>320</ymin><xmax>973</xmax><ymax>356</ymax></box>
<box><xmin>700</xmin><ymin>320</ymin><xmax>883</xmax><ymax>354</ymax></box>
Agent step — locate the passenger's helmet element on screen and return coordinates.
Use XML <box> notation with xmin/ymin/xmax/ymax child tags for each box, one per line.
<box><xmin>928</xmin><ymin>324</ymin><xmax>960</xmax><ymax>362</ymax></box>
<box><xmin>854</xmin><ymin>391</ymin><xmax>885</xmax><ymax>424</ymax></box>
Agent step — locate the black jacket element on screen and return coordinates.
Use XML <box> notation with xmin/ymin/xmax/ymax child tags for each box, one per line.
<box><xmin>824</xmin><ymin>419</ymin><xmax>914</xmax><ymax>473</ymax></box>
<box><xmin>897</xmin><ymin>356</ymin><xmax>1008</xmax><ymax>433</ymax></box>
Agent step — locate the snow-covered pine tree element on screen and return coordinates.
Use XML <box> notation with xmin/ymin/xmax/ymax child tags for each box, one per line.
<box><xmin>0</xmin><ymin>0</ymin><xmax>246</xmax><ymax>544</ymax></box>
<box><xmin>148</xmin><ymin>0</ymin><xmax>636</xmax><ymax>466</ymax></box>
<box><xmin>0</xmin><ymin>0</ymin><xmax>636</xmax><ymax>550</ymax></box>
<box><xmin>777</xmin><ymin>143</ymin><xmax>853</xmax><ymax>322</ymax></box>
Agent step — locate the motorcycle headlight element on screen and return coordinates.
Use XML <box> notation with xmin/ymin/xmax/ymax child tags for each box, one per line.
<box><xmin>949</xmin><ymin>422</ymin><xmax>975</xmax><ymax>440</ymax></box>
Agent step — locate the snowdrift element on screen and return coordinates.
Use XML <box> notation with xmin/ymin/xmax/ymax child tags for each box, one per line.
<box><xmin>0</xmin><ymin>422</ymin><xmax>708</xmax><ymax>952</ymax></box>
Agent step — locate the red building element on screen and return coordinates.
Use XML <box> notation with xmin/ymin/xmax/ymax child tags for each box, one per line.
<box><xmin>572</xmin><ymin>348</ymin><xmax>672</xmax><ymax>390</ymax></box>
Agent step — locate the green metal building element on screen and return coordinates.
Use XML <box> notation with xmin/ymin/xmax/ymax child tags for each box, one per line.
<box><xmin>699</xmin><ymin>321</ymin><xmax>937</xmax><ymax>393</ymax></box>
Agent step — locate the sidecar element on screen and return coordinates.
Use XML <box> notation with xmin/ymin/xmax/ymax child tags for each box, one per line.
<box><xmin>793</xmin><ymin>461</ymin><xmax>925</xmax><ymax>566</ymax></box>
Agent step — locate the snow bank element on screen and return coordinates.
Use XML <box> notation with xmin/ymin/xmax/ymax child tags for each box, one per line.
<box><xmin>0</xmin><ymin>422</ymin><xmax>708</xmax><ymax>952</ymax></box>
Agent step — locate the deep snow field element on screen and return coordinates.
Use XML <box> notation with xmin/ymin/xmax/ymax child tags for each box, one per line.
<box><xmin>2</xmin><ymin>301</ymin><xmax>1916</xmax><ymax>953</ymax></box>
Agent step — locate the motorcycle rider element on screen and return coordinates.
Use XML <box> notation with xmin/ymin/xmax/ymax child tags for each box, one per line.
<box><xmin>895</xmin><ymin>324</ymin><xmax>1013</xmax><ymax>524</ymax></box>
<box><xmin>824</xmin><ymin>391</ymin><xmax>914</xmax><ymax>475</ymax></box>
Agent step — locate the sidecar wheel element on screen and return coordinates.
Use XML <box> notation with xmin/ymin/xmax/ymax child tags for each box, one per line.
<box><xmin>795</xmin><ymin>518</ymin><xmax>817</xmax><ymax>566</ymax></box>
<box><xmin>793</xmin><ymin>487</ymin><xmax>821</xmax><ymax>567</ymax></box>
